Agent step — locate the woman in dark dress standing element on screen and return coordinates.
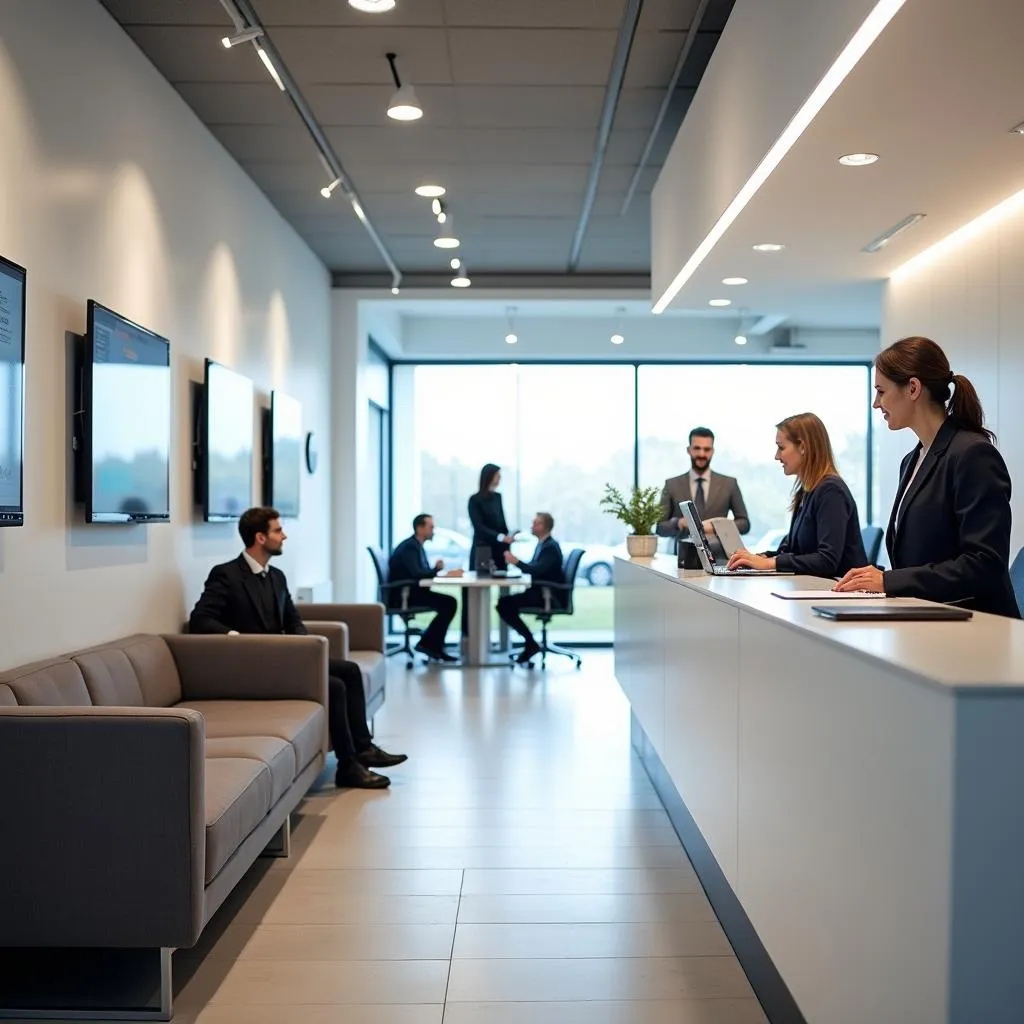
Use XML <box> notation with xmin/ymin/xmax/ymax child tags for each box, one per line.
<box><xmin>468</xmin><ymin>463</ymin><xmax>518</xmax><ymax>571</ymax></box>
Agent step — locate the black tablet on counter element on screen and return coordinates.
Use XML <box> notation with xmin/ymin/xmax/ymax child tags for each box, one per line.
<box><xmin>812</xmin><ymin>605</ymin><xmax>973</xmax><ymax>622</ymax></box>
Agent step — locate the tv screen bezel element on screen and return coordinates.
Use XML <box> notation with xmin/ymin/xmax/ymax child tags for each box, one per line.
<box><xmin>0</xmin><ymin>253</ymin><xmax>26</xmax><ymax>528</ymax></box>
<box><xmin>264</xmin><ymin>389</ymin><xmax>302</xmax><ymax>519</ymax></box>
<box><xmin>84</xmin><ymin>299</ymin><xmax>172</xmax><ymax>525</ymax></box>
<box><xmin>202</xmin><ymin>358</ymin><xmax>254</xmax><ymax>524</ymax></box>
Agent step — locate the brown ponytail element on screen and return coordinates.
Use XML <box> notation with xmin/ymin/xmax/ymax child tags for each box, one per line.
<box><xmin>875</xmin><ymin>337</ymin><xmax>994</xmax><ymax>441</ymax></box>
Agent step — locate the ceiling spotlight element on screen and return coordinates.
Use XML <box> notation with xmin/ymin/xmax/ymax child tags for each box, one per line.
<box><xmin>610</xmin><ymin>305</ymin><xmax>626</xmax><ymax>345</ymax></box>
<box><xmin>752</xmin><ymin>243</ymin><xmax>785</xmax><ymax>253</ymax></box>
<box><xmin>722</xmin><ymin>277</ymin><xmax>748</xmax><ymax>286</ymax></box>
<box><xmin>451</xmin><ymin>266</ymin><xmax>471</xmax><ymax>288</ymax></box>
<box><xmin>385</xmin><ymin>53</ymin><xmax>422</xmax><ymax>121</ymax></box>
<box><xmin>434</xmin><ymin>219</ymin><xmax>460</xmax><ymax>249</ymax></box>
<box><xmin>415</xmin><ymin>184</ymin><xmax>446</xmax><ymax>198</ymax></box>
<box><xmin>709</xmin><ymin>299</ymin><xmax>732</xmax><ymax>307</ymax></box>
<box><xmin>320</xmin><ymin>177</ymin><xmax>341</xmax><ymax>199</ymax></box>
<box><xmin>431</xmin><ymin>197</ymin><xmax>442</xmax><ymax>216</ymax></box>
<box><xmin>838</xmin><ymin>152</ymin><xmax>879</xmax><ymax>166</ymax></box>
<box><xmin>450</xmin><ymin>257</ymin><xmax>461</xmax><ymax>270</ymax></box>
<box><xmin>505</xmin><ymin>306</ymin><xmax>518</xmax><ymax>344</ymax></box>
<box><xmin>221</xmin><ymin>26</ymin><xmax>264</xmax><ymax>48</ymax></box>
<box><xmin>349</xmin><ymin>0</ymin><xmax>397</xmax><ymax>11</ymax></box>
<box><xmin>734</xmin><ymin>334</ymin><xmax>748</xmax><ymax>346</ymax></box>
<box><xmin>610</xmin><ymin>333</ymin><xmax>625</xmax><ymax>346</ymax></box>
<box><xmin>862</xmin><ymin>212</ymin><xmax>926</xmax><ymax>253</ymax></box>
<box><xmin>391</xmin><ymin>286</ymin><xmax>400</xmax><ymax>295</ymax></box>
<box><xmin>1010</xmin><ymin>121</ymin><xmax>1024</xmax><ymax>136</ymax></box>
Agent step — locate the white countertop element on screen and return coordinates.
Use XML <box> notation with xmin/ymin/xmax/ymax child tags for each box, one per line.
<box><xmin>621</xmin><ymin>555</ymin><xmax>1024</xmax><ymax>693</ymax></box>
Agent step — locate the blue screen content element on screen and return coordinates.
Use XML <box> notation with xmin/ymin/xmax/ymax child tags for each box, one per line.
<box><xmin>89</xmin><ymin>305</ymin><xmax>171</xmax><ymax>522</ymax></box>
<box><xmin>0</xmin><ymin>261</ymin><xmax>25</xmax><ymax>522</ymax></box>
<box><xmin>206</xmin><ymin>361</ymin><xmax>253</xmax><ymax>521</ymax></box>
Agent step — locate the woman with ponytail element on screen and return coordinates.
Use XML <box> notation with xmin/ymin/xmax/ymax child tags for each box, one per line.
<box><xmin>836</xmin><ymin>336</ymin><xmax>1019</xmax><ymax>617</ymax></box>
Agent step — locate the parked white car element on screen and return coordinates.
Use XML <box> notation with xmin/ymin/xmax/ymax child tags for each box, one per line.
<box><xmin>423</xmin><ymin>528</ymin><xmax>616</xmax><ymax>586</ymax></box>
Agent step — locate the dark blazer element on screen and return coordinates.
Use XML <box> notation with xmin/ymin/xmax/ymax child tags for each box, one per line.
<box><xmin>656</xmin><ymin>471</ymin><xmax>750</xmax><ymax>537</ymax></box>
<box><xmin>468</xmin><ymin>490</ymin><xmax>510</xmax><ymax>562</ymax></box>
<box><xmin>518</xmin><ymin>536</ymin><xmax>566</xmax><ymax>608</ymax></box>
<box><xmin>189</xmin><ymin>554</ymin><xmax>307</xmax><ymax>635</ymax></box>
<box><xmin>884</xmin><ymin>419</ymin><xmax>1018</xmax><ymax>618</ymax></box>
<box><xmin>771</xmin><ymin>476</ymin><xmax>866</xmax><ymax>578</ymax></box>
<box><xmin>389</xmin><ymin>535</ymin><xmax>436</xmax><ymax>584</ymax></box>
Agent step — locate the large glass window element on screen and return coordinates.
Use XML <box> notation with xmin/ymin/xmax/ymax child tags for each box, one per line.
<box><xmin>638</xmin><ymin>364</ymin><xmax>871</xmax><ymax>549</ymax></box>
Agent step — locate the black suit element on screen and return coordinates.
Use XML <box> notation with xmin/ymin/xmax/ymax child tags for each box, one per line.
<box><xmin>189</xmin><ymin>555</ymin><xmax>374</xmax><ymax>758</ymax></box>
<box><xmin>772</xmin><ymin>476</ymin><xmax>867</xmax><ymax>578</ymax></box>
<box><xmin>388</xmin><ymin>536</ymin><xmax>457</xmax><ymax>650</ymax></box>
<box><xmin>883</xmin><ymin>419</ymin><xmax>1019</xmax><ymax>618</ymax></box>
<box><xmin>497</xmin><ymin>537</ymin><xmax>565</xmax><ymax>646</ymax></box>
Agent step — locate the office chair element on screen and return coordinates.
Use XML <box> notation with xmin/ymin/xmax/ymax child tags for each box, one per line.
<box><xmin>861</xmin><ymin>525</ymin><xmax>883</xmax><ymax>565</ymax></box>
<box><xmin>509</xmin><ymin>547</ymin><xmax>585</xmax><ymax>670</ymax></box>
<box><xmin>366</xmin><ymin>546</ymin><xmax>435</xmax><ymax>669</ymax></box>
<box><xmin>1010</xmin><ymin>546</ymin><xmax>1024</xmax><ymax>618</ymax></box>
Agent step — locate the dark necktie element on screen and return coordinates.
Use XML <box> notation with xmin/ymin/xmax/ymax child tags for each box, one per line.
<box><xmin>694</xmin><ymin>477</ymin><xmax>707</xmax><ymax>519</ymax></box>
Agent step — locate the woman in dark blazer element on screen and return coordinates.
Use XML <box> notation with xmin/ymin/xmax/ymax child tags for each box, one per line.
<box><xmin>727</xmin><ymin>412</ymin><xmax>866</xmax><ymax>577</ymax></box>
<box><xmin>467</xmin><ymin>463</ymin><xmax>517</xmax><ymax>570</ymax></box>
<box><xmin>836</xmin><ymin>336</ymin><xmax>1019</xmax><ymax>618</ymax></box>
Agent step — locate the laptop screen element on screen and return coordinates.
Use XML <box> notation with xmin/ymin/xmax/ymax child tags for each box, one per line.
<box><xmin>679</xmin><ymin>500</ymin><xmax>717</xmax><ymax>572</ymax></box>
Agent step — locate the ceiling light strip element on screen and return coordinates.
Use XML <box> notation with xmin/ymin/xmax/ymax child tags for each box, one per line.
<box><xmin>891</xmin><ymin>187</ymin><xmax>1024</xmax><ymax>281</ymax></box>
<box><xmin>218</xmin><ymin>0</ymin><xmax>403</xmax><ymax>291</ymax></box>
<box><xmin>651</xmin><ymin>0</ymin><xmax>907</xmax><ymax>314</ymax></box>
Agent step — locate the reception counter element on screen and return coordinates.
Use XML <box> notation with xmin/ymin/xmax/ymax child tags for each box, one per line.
<box><xmin>614</xmin><ymin>556</ymin><xmax>1024</xmax><ymax>1024</ymax></box>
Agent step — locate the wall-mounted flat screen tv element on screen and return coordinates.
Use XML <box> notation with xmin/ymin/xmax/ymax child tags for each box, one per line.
<box><xmin>263</xmin><ymin>390</ymin><xmax>301</xmax><ymax>519</ymax></box>
<box><xmin>0</xmin><ymin>255</ymin><xmax>26</xmax><ymax>527</ymax></box>
<box><xmin>83</xmin><ymin>300</ymin><xmax>171</xmax><ymax>524</ymax></box>
<box><xmin>202</xmin><ymin>359</ymin><xmax>253</xmax><ymax>522</ymax></box>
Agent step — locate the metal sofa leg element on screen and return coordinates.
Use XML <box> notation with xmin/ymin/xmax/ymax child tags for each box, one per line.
<box><xmin>261</xmin><ymin>814</ymin><xmax>291</xmax><ymax>859</ymax></box>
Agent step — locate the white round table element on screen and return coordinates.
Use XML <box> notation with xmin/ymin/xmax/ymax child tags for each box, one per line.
<box><xmin>420</xmin><ymin>571</ymin><xmax>531</xmax><ymax>666</ymax></box>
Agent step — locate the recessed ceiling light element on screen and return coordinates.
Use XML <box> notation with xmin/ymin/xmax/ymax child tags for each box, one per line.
<box><xmin>349</xmin><ymin>0</ymin><xmax>396</xmax><ymax>12</ymax></box>
<box><xmin>734</xmin><ymin>334</ymin><xmax>747</xmax><ymax>346</ymax></box>
<box><xmin>752</xmin><ymin>243</ymin><xmax>785</xmax><ymax>253</ymax></box>
<box><xmin>839</xmin><ymin>152</ymin><xmax>879</xmax><ymax>166</ymax></box>
<box><xmin>415</xmin><ymin>184</ymin><xmax>446</xmax><ymax>198</ymax></box>
<box><xmin>505</xmin><ymin>333</ymin><xmax>518</xmax><ymax>345</ymax></box>
<box><xmin>709</xmin><ymin>299</ymin><xmax>731</xmax><ymax>307</ymax></box>
<box><xmin>722</xmin><ymin>277</ymin><xmax>748</xmax><ymax>286</ymax></box>
<box><xmin>451</xmin><ymin>271</ymin><xmax>471</xmax><ymax>288</ymax></box>
<box><xmin>610</xmin><ymin>333</ymin><xmax>625</xmax><ymax>345</ymax></box>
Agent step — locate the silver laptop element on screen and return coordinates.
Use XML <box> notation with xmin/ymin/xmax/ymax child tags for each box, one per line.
<box><xmin>680</xmin><ymin>500</ymin><xmax>794</xmax><ymax>577</ymax></box>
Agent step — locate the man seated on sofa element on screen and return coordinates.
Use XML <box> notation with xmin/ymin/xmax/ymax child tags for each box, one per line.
<box><xmin>388</xmin><ymin>513</ymin><xmax>462</xmax><ymax>663</ymax></box>
<box><xmin>189</xmin><ymin>506</ymin><xmax>406</xmax><ymax>790</ymax></box>
<box><xmin>497</xmin><ymin>512</ymin><xmax>564</xmax><ymax>665</ymax></box>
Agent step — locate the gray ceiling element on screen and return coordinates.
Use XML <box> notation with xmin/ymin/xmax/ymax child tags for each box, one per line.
<box><xmin>100</xmin><ymin>0</ymin><xmax>733</xmax><ymax>284</ymax></box>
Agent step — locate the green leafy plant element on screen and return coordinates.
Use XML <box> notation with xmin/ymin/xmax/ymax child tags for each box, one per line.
<box><xmin>600</xmin><ymin>483</ymin><xmax>662</xmax><ymax>536</ymax></box>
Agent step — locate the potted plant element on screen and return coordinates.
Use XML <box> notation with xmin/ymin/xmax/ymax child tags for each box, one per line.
<box><xmin>600</xmin><ymin>483</ymin><xmax>662</xmax><ymax>558</ymax></box>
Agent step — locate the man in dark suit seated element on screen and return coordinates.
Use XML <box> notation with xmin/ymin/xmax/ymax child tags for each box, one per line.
<box><xmin>388</xmin><ymin>514</ymin><xmax>462</xmax><ymax>663</ymax></box>
<box><xmin>497</xmin><ymin>512</ymin><xmax>564</xmax><ymax>664</ymax></box>
<box><xmin>189</xmin><ymin>506</ymin><xmax>407</xmax><ymax>790</ymax></box>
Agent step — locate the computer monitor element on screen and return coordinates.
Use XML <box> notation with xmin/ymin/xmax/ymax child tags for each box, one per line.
<box><xmin>679</xmin><ymin>500</ymin><xmax>720</xmax><ymax>573</ymax></box>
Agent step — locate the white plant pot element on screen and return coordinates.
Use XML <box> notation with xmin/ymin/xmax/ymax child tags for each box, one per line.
<box><xmin>625</xmin><ymin>534</ymin><xmax>658</xmax><ymax>558</ymax></box>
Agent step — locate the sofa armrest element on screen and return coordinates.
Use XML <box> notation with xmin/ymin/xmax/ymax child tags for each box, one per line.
<box><xmin>0</xmin><ymin>706</ymin><xmax>205</xmax><ymax>949</ymax></box>
<box><xmin>298</xmin><ymin>603</ymin><xmax>385</xmax><ymax>653</ymax></box>
<box><xmin>303</xmin><ymin>620</ymin><xmax>349</xmax><ymax>660</ymax></box>
<box><xmin>163</xmin><ymin>634</ymin><xmax>329</xmax><ymax>705</ymax></box>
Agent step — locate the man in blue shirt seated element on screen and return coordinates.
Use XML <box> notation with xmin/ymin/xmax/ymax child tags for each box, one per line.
<box><xmin>388</xmin><ymin>514</ymin><xmax>463</xmax><ymax>663</ymax></box>
<box><xmin>497</xmin><ymin>512</ymin><xmax>564</xmax><ymax>664</ymax></box>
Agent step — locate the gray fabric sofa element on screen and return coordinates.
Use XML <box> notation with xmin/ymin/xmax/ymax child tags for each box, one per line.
<box><xmin>0</xmin><ymin>631</ymin><xmax>329</xmax><ymax>1021</ymax></box>
<box><xmin>300</xmin><ymin>601</ymin><xmax>387</xmax><ymax>719</ymax></box>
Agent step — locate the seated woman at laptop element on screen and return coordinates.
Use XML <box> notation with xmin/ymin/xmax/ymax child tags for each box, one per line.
<box><xmin>727</xmin><ymin>412</ymin><xmax>866</xmax><ymax>577</ymax></box>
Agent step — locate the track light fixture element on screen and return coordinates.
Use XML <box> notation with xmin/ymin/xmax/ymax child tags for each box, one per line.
<box><xmin>221</xmin><ymin>26</ymin><xmax>264</xmax><ymax>48</ymax></box>
<box><xmin>349</xmin><ymin>0</ymin><xmax>397</xmax><ymax>11</ymax></box>
<box><xmin>451</xmin><ymin>265</ymin><xmax>472</xmax><ymax>288</ymax></box>
<box><xmin>450</xmin><ymin>257</ymin><xmax>461</xmax><ymax>270</ymax></box>
<box><xmin>255</xmin><ymin>42</ymin><xmax>285</xmax><ymax>90</ymax></box>
<box><xmin>505</xmin><ymin>307</ymin><xmax>518</xmax><ymax>345</ymax></box>
<box><xmin>610</xmin><ymin>306</ymin><xmax>626</xmax><ymax>345</ymax></box>
<box><xmin>386</xmin><ymin>53</ymin><xmax>423</xmax><ymax>121</ymax></box>
<box><xmin>434</xmin><ymin>218</ymin><xmax>460</xmax><ymax>249</ymax></box>
<box><xmin>320</xmin><ymin>177</ymin><xmax>341</xmax><ymax>199</ymax></box>
<box><xmin>431</xmin><ymin>197</ymin><xmax>443</xmax><ymax>217</ymax></box>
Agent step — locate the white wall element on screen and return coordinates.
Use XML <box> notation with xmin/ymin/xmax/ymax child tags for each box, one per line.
<box><xmin>879</xmin><ymin>201</ymin><xmax>1024</xmax><ymax>558</ymax></box>
<box><xmin>0</xmin><ymin>0</ymin><xmax>333</xmax><ymax>669</ymax></box>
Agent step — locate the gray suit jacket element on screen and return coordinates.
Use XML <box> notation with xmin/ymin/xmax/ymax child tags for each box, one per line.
<box><xmin>656</xmin><ymin>471</ymin><xmax>750</xmax><ymax>538</ymax></box>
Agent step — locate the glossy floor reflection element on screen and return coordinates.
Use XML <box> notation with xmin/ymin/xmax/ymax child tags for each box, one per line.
<box><xmin>173</xmin><ymin>652</ymin><xmax>767</xmax><ymax>1024</ymax></box>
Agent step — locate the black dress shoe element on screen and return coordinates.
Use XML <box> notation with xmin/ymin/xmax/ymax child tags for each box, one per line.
<box><xmin>335</xmin><ymin>758</ymin><xmax>390</xmax><ymax>789</ymax></box>
<box><xmin>357</xmin><ymin>743</ymin><xmax>409</xmax><ymax>769</ymax></box>
<box><xmin>515</xmin><ymin>642</ymin><xmax>541</xmax><ymax>665</ymax></box>
<box><xmin>414</xmin><ymin>641</ymin><xmax>457</xmax><ymax>663</ymax></box>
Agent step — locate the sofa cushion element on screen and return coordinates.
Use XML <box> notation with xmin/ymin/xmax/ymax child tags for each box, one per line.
<box><xmin>0</xmin><ymin>684</ymin><xmax>17</xmax><ymax>706</ymax></box>
<box><xmin>72</xmin><ymin>636</ymin><xmax>182</xmax><ymax>708</ymax></box>
<box><xmin>177</xmin><ymin>699</ymin><xmax>325</xmax><ymax>774</ymax></box>
<box><xmin>350</xmin><ymin>651</ymin><xmax>386</xmax><ymax>705</ymax></box>
<box><xmin>204</xmin><ymin>757</ymin><xmax>273</xmax><ymax>883</ymax></box>
<box><xmin>0</xmin><ymin>658</ymin><xmax>91</xmax><ymax>707</ymax></box>
<box><xmin>205</xmin><ymin>736</ymin><xmax>296</xmax><ymax>808</ymax></box>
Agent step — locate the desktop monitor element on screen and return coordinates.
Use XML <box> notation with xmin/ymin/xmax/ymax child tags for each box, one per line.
<box><xmin>201</xmin><ymin>359</ymin><xmax>254</xmax><ymax>522</ymax></box>
<box><xmin>0</xmin><ymin>255</ymin><xmax>26</xmax><ymax>527</ymax></box>
<box><xmin>263</xmin><ymin>390</ymin><xmax>301</xmax><ymax>519</ymax></box>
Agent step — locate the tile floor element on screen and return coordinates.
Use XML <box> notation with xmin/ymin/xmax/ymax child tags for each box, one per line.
<box><xmin>173</xmin><ymin>651</ymin><xmax>767</xmax><ymax>1023</ymax></box>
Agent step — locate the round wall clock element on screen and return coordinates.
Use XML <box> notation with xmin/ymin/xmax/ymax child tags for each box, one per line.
<box><xmin>304</xmin><ymin>432</ymin><xmax>318</xmax><ymax>474</ymax></box>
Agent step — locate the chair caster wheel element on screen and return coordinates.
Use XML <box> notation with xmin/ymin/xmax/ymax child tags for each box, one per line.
<box><xmin>406</xmin><ymin>660</ymin><xmax>413</xmax><ymax>669</ymax></box>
